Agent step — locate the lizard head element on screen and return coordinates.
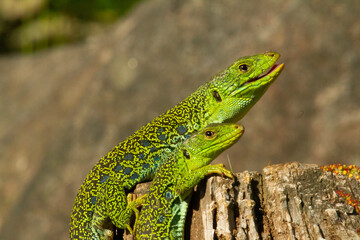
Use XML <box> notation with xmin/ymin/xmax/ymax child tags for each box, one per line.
<box><xmin>203</xmin><ymin>52</ymin><xmax>284</xmax><ymax>125</ymax></box>
<box><xmin>182</xmin><ymin>123</ymin><xmax>244</xmax><ymax>170</ymax></box>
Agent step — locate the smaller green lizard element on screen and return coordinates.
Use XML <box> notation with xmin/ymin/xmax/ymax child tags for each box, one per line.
<box><xmin>134</xmin><ymin>123</ymin><xmax>244</xmax><ymax>239</ymax></box>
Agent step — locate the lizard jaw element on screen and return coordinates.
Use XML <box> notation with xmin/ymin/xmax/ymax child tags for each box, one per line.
<box><xmin>241</xmin><ymin>63</ymin><xmax>284</xmax><ymax>87</ymax></box>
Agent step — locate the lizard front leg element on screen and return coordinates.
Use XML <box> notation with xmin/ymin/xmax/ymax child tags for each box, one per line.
<box><xmin>127</xmin><ymin>193</ymin><xmax>148</xmax><ymax>233</ymax></box>
<box><xmin>176</xmin><ymin>164</ymin><xmax>233</xmax><ymax>197</ymax></box>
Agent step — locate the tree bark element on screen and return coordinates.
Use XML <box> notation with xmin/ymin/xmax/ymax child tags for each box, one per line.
<box><xmin>122</xmin><ymin>162</ymin><xmax>360</xmax><ymax>239</ymax></box>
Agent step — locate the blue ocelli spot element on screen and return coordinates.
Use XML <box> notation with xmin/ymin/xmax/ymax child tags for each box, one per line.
<box><xmin>124</xmin><ymin>167</ymin><xmax>132</xmax><ymax>175</ymax></box>
<box><xmin>142</xmin><ymin>163</ymin><xmax>150</xmax><ymax>169</ymax></box>
<box><xmin>124</xmin><ymin>153</ymin><xmax>134</xmax><ymax>160</ymax></box>
<box><xmin>176</xmin><ymin>125</ymin><xmax>187</xmax><ymax>135</ymax></box>
<box><xmin>158</xmin><ymin>215</ymin><xmax>164</xmax><ymax>223</ymax></box>
<box><xmin>130</xmin><ymin>173</ymin><xmax>139</xmax><ymax>180</ymax></box>
<box><xmin>90</xmin><ymin>196</ymin><xmax>97</xmax><ymax>205</ymax></box>
<box><xmin>100</xmin><ymin>174</ymin><xmax>109</xmax><ymax>183</ymax></box>
<box><xmin>114</xmin><ymin>165</ymin><xmax>123</xmax><ymax>172</ymax></box>
<box><xmin>140</xmin><ymin>140</ymin><xmax>151</xmax><ymax>147</ymax></box>
<box><xmin>150</xmin><ymin>147</ymin><xmax>156</xmax><ymax>152</ymax></box>
<box><xmin>158</xmin><ymin>127</ymin><xmax>164</xmax><ymax>133</ymax></box>
<box><xmin>154</xmin><ymin>155</ymin><xmax>160</xmax><ymax>161</ymax></box>
<box><xmin>185</xmin><ymin>133</ymin><xmax>191</xmax><ymax>139</ymax></box>
<box><xmin>165</xmin><ymin>191</ymin><xmax>172</xmax><ymax>199</ymax></box>
<box><xmin>138</xmin><ymin>153</ymin><xmax>145</xmax><ymax>159</ymax></box>
<box><xmin>158</xmin><ymin>134</ymin><xmax>167</xmax><ymax>141</ymax></box>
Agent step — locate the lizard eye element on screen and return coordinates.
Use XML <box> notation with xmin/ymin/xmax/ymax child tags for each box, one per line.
<box><xmin>212</xmin><ymin>90</ymin><xmax>222</xmax><ymax>102</ymax></box>
<box><xmin>239</xmin><ymin>64</ymin><xmax>249</xmax><ymax>72</ymax></box>
<box><xmin>204</xmin><ymin>130</ymin><xmax>216</xmax><ymax>139</ymax></box>
<box><xmin>183</xmin><ymin>149</ymin><xmax>190</xmax><ymax>159</ymax></box>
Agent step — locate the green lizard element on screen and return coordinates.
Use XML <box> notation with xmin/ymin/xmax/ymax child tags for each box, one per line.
<box><xmin>70</xmin><ymin>52</ymin><xmax>284</xmax><ymax>239</ymax></box>
<box><xmin>134</xmin><ymin>123</ymin><xmax>244</xmax><ymax>239</ymax></box>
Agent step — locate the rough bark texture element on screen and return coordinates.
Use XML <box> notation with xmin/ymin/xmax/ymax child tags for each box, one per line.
<box><xmin>262</xmin><ymin>163</ymin><xmax>360</xmax><ymax>240</ymax></box>
<box><xmin>126</xmin><ymin>163</ymin><xmax>360</xmax><ymax>239</ymax></box>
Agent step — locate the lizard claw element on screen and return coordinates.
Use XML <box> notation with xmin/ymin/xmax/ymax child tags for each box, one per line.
<box><xmin>221</xmin><ymin>169</ymin><xmax>233</xmax><ymax>179</ymax></box>
<box><xmin>125</xmin><ymin>224</ymin><xmax>133</xmax><ymax>234</ymax></box>
<box><xmin>219</xmin><ymin>166</ymin><xmax>234</xmax><ymax>179</ymax></box>
<box><xmin>207</xmin><ymin>164</ymin><xmax>233</xmax><ymax>179</ymax></box>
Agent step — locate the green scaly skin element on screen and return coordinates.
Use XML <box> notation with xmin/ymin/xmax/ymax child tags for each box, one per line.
<box><xmin>134</xmin><ymin>123</ymin><xmax>244</xmax><ymax>239</ymax></box>
<box><xmin>69</xmin><ymin>52</ymin><xmax>284</xmax><ymax>239</ymax></box>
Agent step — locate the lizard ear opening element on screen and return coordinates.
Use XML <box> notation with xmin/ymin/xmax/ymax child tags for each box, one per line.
<box><xmin>212</xmin><ymin>90</ymin><xmax>222</xmax><ymax>102</ymax></box>
<box><xmin>182</xmin><ymin>149</ymin><xmax>190</xmax><ymax>159</ymax></box>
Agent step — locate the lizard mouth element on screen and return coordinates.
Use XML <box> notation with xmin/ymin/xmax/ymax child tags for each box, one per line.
<box><xmin>241</xmin><ymin>63</ymin><xmax>284</xmax><ymax>87</ymax></box>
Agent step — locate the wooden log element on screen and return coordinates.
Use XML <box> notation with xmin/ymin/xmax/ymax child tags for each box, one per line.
<box><xmin>121</xmin><ymin>163</ymin><xmax>360</xmax><ymax>239</ymax></box>
<box><xmin>262</xmin><ymin>162</ymin><xmax>360</xmax><ymax>240</ymax></box>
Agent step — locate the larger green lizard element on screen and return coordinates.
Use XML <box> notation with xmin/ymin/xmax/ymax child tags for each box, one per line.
<box><xmin>134</xmin><ymin>123</ymin><xmax>244</xmax><ymax>239</ymax></box>
<box><xmin>70</xmin><ymin>52</ymin><xmax>284</xmax><ymax>239</ymax></box>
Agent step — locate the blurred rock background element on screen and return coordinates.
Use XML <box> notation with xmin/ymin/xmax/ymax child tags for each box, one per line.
<box><xmin>0</xmin><ymin>0</ymin><xmax>142</xmax><ymax>53</ymax></box>
<box><xmin>0</xmin><ymin>0</ymin><xmax>359</xmax><ymax>239</ymax></box>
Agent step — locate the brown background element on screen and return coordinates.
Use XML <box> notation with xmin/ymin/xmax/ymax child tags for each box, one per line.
<box><xmin>0</xmin><ymin>0</ymin><xmax>359</xmax><ymax>239</ymax></box>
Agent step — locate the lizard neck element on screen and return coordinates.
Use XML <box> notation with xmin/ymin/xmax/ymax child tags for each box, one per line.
<box><xmin>113</xmin><ymin>86</ymin><xmax>209</xmax><ymax>187</ymax></box>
